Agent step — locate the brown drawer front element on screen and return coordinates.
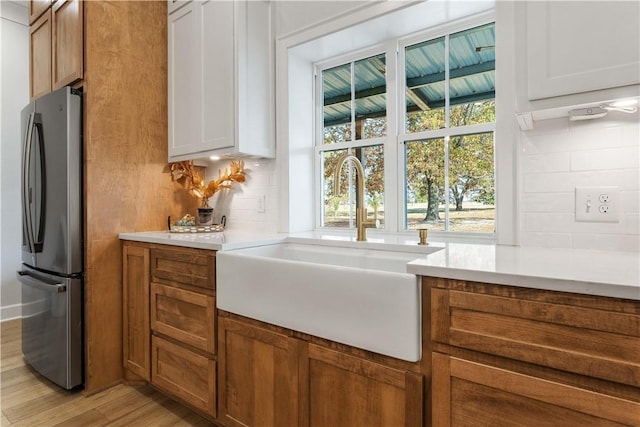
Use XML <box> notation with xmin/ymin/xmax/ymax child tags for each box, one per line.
<box><xmin>432</xmin><ymin>288</ymin><xmax>640</xmax><ymax>387</ymax></box>
<box><xmin>151</xmin><ymin>283</ymin><xmax>216</xmax><ymax>354</ymax></box>
<box><xmin>433</xmin><ymin>353</ymin><xmax>640</xmax><ymax>427</ymax></box>
<box><xmin>151</xmin><ymin>248</ymin><xmax>215</xmax><ymax>290</ymax></box>
<box><xmin>151</xmin><ymin>336</ymin><xmax>216</xmax><ymax>418</ymax></box>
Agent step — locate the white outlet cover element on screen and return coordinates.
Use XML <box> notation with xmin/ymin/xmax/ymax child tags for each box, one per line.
<box><xmin>575</xmin><ymin>186</ymin><xmax>620</xmax><ymax>223</ymax></box>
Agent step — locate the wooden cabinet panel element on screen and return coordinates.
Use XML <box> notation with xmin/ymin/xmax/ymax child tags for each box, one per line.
<box><xmin>218</xmin><ymin>316</ymin><xmax>298</xmax><ymax>427</ymax></box>
<box><xmin>52</xmin><ymin>0</ymin><xmax>83</xmax><ymax>89</ymax></box>
<box><xmin>151</xmin><ymin>336</ymin><xmax>216</xmax><ymax>418</ymax></box>
<box><xmin>432</xmin><ymin>352</ymin><xmax>640</xmax><ymax>427</ymax></box>
<box><xmin>122</xmin><ymin>244</ymin><xmax>150</xmax><ymax>381</ymax></box>
<box><xmin>29</xmin><ymin>9</ymin><xmax>52</xmax><ymax>100</ymax></box>
<box><xmin>431</xmin><ymin>281</ymin><xmax>640</xmax><ymax>387</ymax></box>
<box><xmin>150</xmin><ymin>247</ymin><xmax>215</xmax><ymax>291</ymax></box>
<box><xmin>151</xmin><ymin>282</ymin><xmax>215</xmax><ymax>354</ymax></box>
<box><xmin>29</xmin><ymin>0</ymin><xmax>51</xmax><ymax>24</ymax></box>
<box><xmin>301</xmin><ymin>344</ymin><xmax>423</xmax><ymax>427</ymax></box>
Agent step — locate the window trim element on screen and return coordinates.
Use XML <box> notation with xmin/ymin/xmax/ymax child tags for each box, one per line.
<box><xmin>314</xmin><ymin>15</ymin><xmax>497</xmax><ymax>237</ymax></box>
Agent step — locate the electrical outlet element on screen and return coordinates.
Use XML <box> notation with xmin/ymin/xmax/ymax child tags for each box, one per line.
<box><xmin>575</xmin><ymin>186</ymin><xmax>620</xmax><ymax>223</ymax></box>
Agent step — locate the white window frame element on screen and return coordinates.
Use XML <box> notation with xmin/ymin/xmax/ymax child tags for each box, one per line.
<box><xmin>314</xmin><ymin>17</ymin><xmax>497</xmax><ymax>237</ymax></box>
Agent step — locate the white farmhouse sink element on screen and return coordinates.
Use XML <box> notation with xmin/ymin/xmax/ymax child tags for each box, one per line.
<box><xmin>216</xmin><ymin>243</ymin><xmax>441</xmax><ymax>362</ymax></box>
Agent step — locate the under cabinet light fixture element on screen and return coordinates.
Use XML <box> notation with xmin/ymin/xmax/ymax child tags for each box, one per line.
<box><xmin>569</xmin><ymin>107</ymin><xmax>608</xmax><ymax>121</ymax></box>
<box><xmin>569</xmin><ymin>99</ymin><xmax>638</xmax><ymax>121</ymax></box>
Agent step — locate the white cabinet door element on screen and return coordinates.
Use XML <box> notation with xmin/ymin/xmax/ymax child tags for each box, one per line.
<box><xmin>168</xmin><ymin>3</ymin><xmax>204</xmax><ymax>158</ymax></box>
<box><xmin>201</xmin><ymin>0</ymin><xmax>234</xmax><ymax>153</ymax></box>
<box><xmin>526</xmin><ymin>1</ymin><xmax>639</xmax><ymax>101</ymax></box>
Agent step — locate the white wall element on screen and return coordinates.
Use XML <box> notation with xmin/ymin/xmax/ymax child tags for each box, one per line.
<box><xmin>0</xmin><ymin>1</ymin><xmax>29</xmax><ymax>321</ymax></box>
<box><xmin>519</xmin><ymin>114</ymin><xmax>640</xmax><ymax>252</ymax></box>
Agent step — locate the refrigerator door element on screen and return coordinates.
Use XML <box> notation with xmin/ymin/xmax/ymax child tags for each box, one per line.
<box><xmin>21</xmin><ymin>87</ymin><xmax>82</xmax><ymax>275</ymax></box>
<box><xmin>17</xmin><ymin>266</ymin><xmax>83</xmax><ymax>389</ymax></box>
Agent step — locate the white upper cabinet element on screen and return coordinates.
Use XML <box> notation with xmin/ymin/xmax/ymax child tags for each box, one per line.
<box><xmin>513</xmin><ymin>1</ymin><xmax>639</xmax><ymax>114</ymax></box>
<box><xmin>168</xmin><ymin>0</ymin><xmax>274</xmax><ymax>162</ymax></box>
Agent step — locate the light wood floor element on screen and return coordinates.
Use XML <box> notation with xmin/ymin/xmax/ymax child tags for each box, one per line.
<box><xmin>1</xmin><ymin>320</ymin><xmax>216</xmax><ymax>426</ymax></box>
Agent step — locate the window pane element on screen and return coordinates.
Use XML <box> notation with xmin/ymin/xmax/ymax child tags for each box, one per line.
<box><xmin>323</xmin><ymin>64</ymin><xmax>352</xmax><ymax>144</ymax></box>
<box><xmin>448</xmin><ymin>132</ymin><xmax>495</xmax><ymax>232</ymax></box>
<box><xmin>322</xmin><ymin>146</ymin><xmax>385</xmax><ymax>228</ymax></box>
<box><xmin>405</xmin><ymin>138</ymin><xmax>445</xmax><ymax>231</ymax></box>
<box><xmin>405</xmin><ymin>37</ymin><xmax>445</xmax><ymax>132</ymax></box>
<box><xmin>354</xmin><ymin>54</ymin><xmax>387</xmax><ymax>140</ymax></box>
<box><xmin>449</xmin><ymin>23</ymin><xmax>495</xmax><ymax>127</ymax></box>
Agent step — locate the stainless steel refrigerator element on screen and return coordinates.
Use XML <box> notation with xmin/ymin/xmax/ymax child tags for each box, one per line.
<box><xmin>17</xmin><ymin>86</ymin><xmax>83</xmax><ymax>390</ymax></box>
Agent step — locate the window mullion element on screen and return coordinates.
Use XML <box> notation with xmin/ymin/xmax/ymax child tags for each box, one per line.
<box><xmin>444</xmin><ymin>33</ymin><xmax>450</xmax><ymax>232</ymax></box>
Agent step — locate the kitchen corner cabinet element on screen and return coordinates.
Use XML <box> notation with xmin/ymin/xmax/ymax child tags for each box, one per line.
<box><xmin>428</xmin><ymin>277</ymin><xmax>640</xmax><ymax>426</ymax></box>
<box><xmin>218</xmin><ymin>312</ymin><xmax>423</xmax><ymax>427</ymax></box>
<box><xmin>167</xmin><ymin>0</ymin><xmax>274</xmax><ymax>161</ymax></box>
<box><xmin>122</xmin><ymin>241</ymin><xmax>217</xmax><ymax>419</ymax></box>
<box><xmin>513</xmin><ymin>1</ymin><xmax>639</xmax><ymax>112</ymax></box>
<box><xmin>29</xmin><ymin>0</ymin><xmax>83</xmax><ymax>100</ymax></box>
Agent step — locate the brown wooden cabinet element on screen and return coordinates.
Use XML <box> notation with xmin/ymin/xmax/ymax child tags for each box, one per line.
<box><xmin>122</xmin><ymin>243</ymin><xmax>150</xmax><ymax>381</ymax></box>
<box><xmin>218</xmin><ymin>315</ymin><xmax>299</xmax><ymax>427</ymax></box>
<box><xmin>29</xmin><ymin>9</ymin><xmax>52</xmax><ymax>99</ymax></box>
<box><xmin>29</xmin><ymin>0</ymin><xmax>83</xmax><ymax>99</ymax></box>
<box><xmin>427</xmin><ymin>277</ymin><xmax>640</xmax><ymax>426</ymax></box>
<box><xmin>29</xmin><ymin>0</ymin><xmax>51</xmax><ymax>23</ymax></box>
<box><xmin>301</xmin><ymin>343</ymin><xmax>423</xmax><ymax>427</ymax></box>
<box><xmin>51</xmin><ymin>0</ymin><xmax>83</xmax><ymax>89</ymax></box>
<box><xmin>218</xmin><ymin>312</ymin><xmax>423</xmax><ymax>427</ymax></box>
<box><xmin>122</xmin><ymin>242</ymin><xmax>217</xmax><ymax>419</ymax></box>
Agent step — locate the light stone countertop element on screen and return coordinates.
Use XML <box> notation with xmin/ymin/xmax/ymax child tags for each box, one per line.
<box><xmin>119</xmin><ymin>230</ymin><xmax>640</xmax><ymax>300</ymax></box>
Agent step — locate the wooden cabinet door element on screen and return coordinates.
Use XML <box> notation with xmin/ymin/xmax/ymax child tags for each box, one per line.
<box><xmin>432</xmin><ymin>352</ymin><xmax>640</xmax><ymax>426</ymax></box>
<box><xmin>151</xmin><ymin>282</ymin><xmax>215</xmax><ymax>354</ymax></box>
<box><xmin>301</xmin><ymin>344</ymin><xmax>423</xmax><ymax>427</ymax></box>
<box><xmin>151</xmin><ymin>335</ymin><xmax>216</xmax><ymax>418</ymax></box>
<box><xmin>218</xmin><ymin>316</ymin><xmax>298</xmax><ymax>427</ymax></box>
<box><xmin>30</xmin><ymin>9</ymin><xmax>52</xmax><ymax>100</ymax></box>
<box><xmin>122</xmin><ymin>244</ymin><xmax>150</xmax><ymax>381</ymax></box>
<box><xmin>51</xmin><ymin>0</ymin><xmax>83</xmax><ymax>89</ymax></box>
<box><xmin>29</xmin><ymin>0</ymin><xmax>51</xmax><ymax>24</ymax></box>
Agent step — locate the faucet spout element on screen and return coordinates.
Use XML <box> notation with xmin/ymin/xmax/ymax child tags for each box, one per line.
<box><xmin>333</xmin><ymin>152</ymin><xmax>375</xmax><ymax>241</ymax></box>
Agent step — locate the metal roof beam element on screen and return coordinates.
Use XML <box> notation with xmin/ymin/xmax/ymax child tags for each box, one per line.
<box><xmin>406</xmin><ymin>60</ymin><xmax>495</xmax><ymax>89</ymax></box>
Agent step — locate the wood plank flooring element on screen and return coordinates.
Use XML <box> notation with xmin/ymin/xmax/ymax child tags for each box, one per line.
<box><xmin>1</xmin><ymin>320</ymin><xmax>216</xmax><ymax>426</ymax></box>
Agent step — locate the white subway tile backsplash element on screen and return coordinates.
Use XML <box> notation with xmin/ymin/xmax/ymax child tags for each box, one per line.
<box><xmin>520</xmin><ymin>232</ymin><xmax>572</xmax><ymax>248</ymax></box>
<box><xmin>571</xmin><ymin>234</ymin><xmax>640</xmax><ymax>252</ymax></box>
<box><xmin>521</xmin><ymin>151</ymin><xmax>570</xmax><ymax>173</ymax></box>
<box><xmin>570</xmin><ymin>146</ymin><xmax>639</xmax><ymax>171</ymax></box>
<box><xmin>521</xmin><ymin>192</ymin><xmax>574</xmax><ymax>213</ymax></box>
<box><xmin>520</xmin><ymin>112</ymin><xmax>639</xmax><ymax>253</ymax></box>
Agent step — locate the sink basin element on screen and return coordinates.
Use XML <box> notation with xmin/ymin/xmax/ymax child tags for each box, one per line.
<box><xmin>217</xmin><ymin>242</ymin><xmax>441</xmax><ymax>362</ymax></box>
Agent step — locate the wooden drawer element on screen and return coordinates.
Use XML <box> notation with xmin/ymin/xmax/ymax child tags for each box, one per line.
<box><xmin>150</xmin><ymin>247</ymin><xmax>215</xmax><ymax>291</ymax></box>
<box><xmin>151</xmin><ymin>335</ymin><xmax>216</xmax><ymax>418</ymax></box>
<box><xmin>430</xmin><ymin>278</ymin><xmax>640</xmax><ymax>387</ymax></box>
<box><xmin>151</xmin><ymin>282</ymin><xmax>215</xmax><ymax>354</ymax></box>
<box><xmin>432</xmin><ymin>352</ymin><xmax>640</xmax><ymax>427</ymax></box>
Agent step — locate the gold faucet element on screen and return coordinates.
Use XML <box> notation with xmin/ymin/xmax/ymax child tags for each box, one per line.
<box><xmin>333</xmin><ymin>152</ymin><xmax>376</xmax><ymax>241</ymax></box>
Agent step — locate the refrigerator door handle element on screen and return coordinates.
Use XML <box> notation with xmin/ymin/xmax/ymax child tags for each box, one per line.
<box><xmin>22</xmin><ymin>112</ymin><xmax>36</xmax><ymax>253</ymax></box>
<box><xmin>32</xmin><ymin>116</ymin><xmax>46</xmax><ymax>252</ymax></box>
<box><xmin>17</xmin><ymin>270</ymin><xmax>67</xmax><ymax>293</ymax></box>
